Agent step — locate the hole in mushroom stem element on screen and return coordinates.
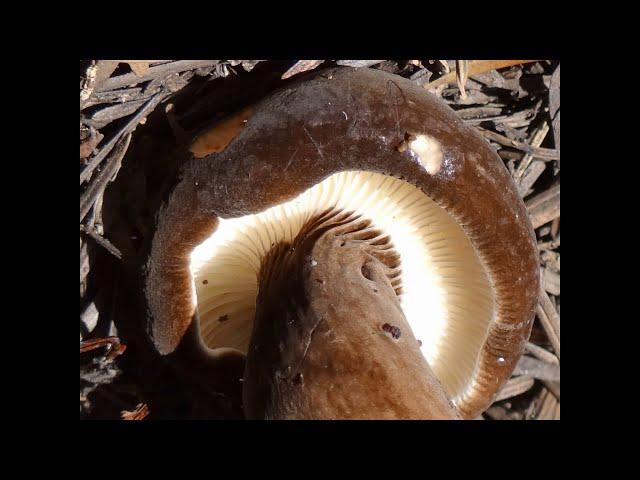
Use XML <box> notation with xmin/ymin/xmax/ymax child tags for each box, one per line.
<box><xmin>361</xmin><ymin>263</ymin><xmax>374</xmax><ymax>281</ymax></box>
<box><xmin>382</xmin><ymin>323</ymin><xmax>402</xmax><ymax>339</ymax></box>
<box><xmin>190</xmin><ymin>170</ymin><xmax>494</xmax><ymax>402</ymax></box>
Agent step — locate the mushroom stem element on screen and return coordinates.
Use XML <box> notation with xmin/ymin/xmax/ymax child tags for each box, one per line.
<box><xmin>243</xmin><ymin>209</ymin><xmax>460</xmax><ymax>419</ymax></box>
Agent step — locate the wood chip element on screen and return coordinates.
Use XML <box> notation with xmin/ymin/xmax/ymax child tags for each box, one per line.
<box><xmin>526</xmin><ymin>183</ymin><xmax>560</xmax><ymax>228</ymax></box>
<box><xmin>80</xmin><ymin>92</ymin><xmax>167</xmax><ymax>186</ymax></box>
<box><xmin>476</xmin><ymin>126</ymin><xmax>559</xmax><ymax>161</ymax></box>
<box><xmin>80</xmin><ymin>224</ymin><xmax>123</xmax><ymax>259</ymax></box>
<box><xmin>543</xmin><ymin>267</ymin><xmax>560</xmax><ymax>295</ymax></box>
<box><xmin>537</xmin><ymin>235</ymin><xmax>560</xmax><ymax>250</ymax></box>
<box><xmin>539</xmin><ymin>290</ymin><xmax>560</xmax><ymax>336</ymax></box>
<box><xmin>80</xmin><ymin>61</ymin><xmax>119</xmax><ymax>108</ymax></box>
<box><xmin>536</xmin><ymin>389</ymin><xmax>559</xmax><ymax>420</ymax></box>
<box><xmin>82</xmin><ymin>87</ymin><xmax>146</xmax><ymax>108</ymax></box>
<box><xmin>281</xmin><ymin>60</ymin><xmax>324</xmax><ymax>80</ymax></box>
<box><xmin>80</xmin><ymin>129</ymin><xmax>104</xmax><ymax>159</ymax></box>
<box><xmin>80</xmin><ymin>300</ymin><xmax>100</xmax><ymax>338</ymax></box>
<box><xmin>425</xmin><ymin>60</ymin><xmax>539</xmax><ymax>90</ymax></box>
<box><xmin>435</xmin><ymin>60</ymin><xmax>450</xmax><ymax>73</ymax></box>
<box><xmin>542</xmin><ymin>381</ymin><xmax>560</xmax><ymax>400</ymax></box>
<box><xmin>409</xmin><ymin>68</ymin><xmax>432</xmax><ymax>86</ymax></box>
<box><xmin>96</xmin><ymin>60</ymin><xmax>219</xmax><ymax>92</ymax></box>
<box><xmin>80</xmin><ymin>133</ymin><xmax>132</xmax><ymax>223</ymax></box>
<box><xmin>549</xmin><ymin>64</ymin><xmax>560</xmax><ymax>151</ymax></box>
<box><xmin>80</xmin><ymin>239</ymin><xmax>90</xmax><ymax>294</ymax></box>
<box><xmin>455</xmin><ymin>106</ymin><xmax>503</xmax><ymax>119</ymax></box>
<box><xmin>513</xmin><ymin>356</ymin><xmax>560</xmax><ymax>382</ymax></box>
<box><xmin>494</xmin><ymin>376</ymin><xmax>535</xmax><ymax>402</ymax></box>
<box><xmin>536</xmin><ymin>293</ymin><xmax>560</xmax><ymax>358</ymax></box>
<box><xmin>515</xmin><ymin>122</ymin><xmax>550</xmax><ymax>192</ymax></box>
<box><xmin>89</xmin><ymin>98</ymin><xmax>147</xmax><ymax>129</ymax></box>
<box><xmin>551</xmin><ymin>216</ymin><xmax>560</xmax><ymax>239</ymax></box>
<box><xmin>518</xmin><ymin>160</ymin><xmax>546</xmax><ymax>196</ymax></box>
<box><xmin>336</xmin><ymin>60</ymin><xmax>385</xmax><ymax>68</ymax></box>
<box><xmin>541</xmin><ymin>250</ymin><xmax>560</xmax><ymax>272</ymax></box>
<box><xmin>455</xmin><ymin>60</ymin><xmax>469</xmax><ymax>99</ymax></box>
<box><xmin>121</xmin><ymin>403</ymin><xmax>150</xmax><ymax>420</ymax></box>
<box><xmin>525</xmin><ymin>341</ymin><xmax>559</xmax><ymax>365</ymax></box>
<box><xmin>80</xmin><ymin>336</ymin><xmax>126</xmax><ymax>362</ymax></box>
<box><xmin>124</xmin><ymin>61</ymin><xmax>151</xmax><ymax>77</ymax></box>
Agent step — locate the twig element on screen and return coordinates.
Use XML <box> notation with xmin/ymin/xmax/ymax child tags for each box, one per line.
<box><xmin>476</xmin><ymin>126</ymin><xmax>560</xmax><ymax>160</ymax></box>
<box><xmin>542</xmin><ymin>267</ymin><xmax>560</xmax><ymax>296</ymax></box>
<box><xmin>80</xmin><ymin>93</ymin><xmax>163</xmax><ymax>186</ymax></box>
<box><xmin>80</xmin><ymin>239</ymin><xmax>90</xmax><ymax>295</ymax></box>
<box><xmin>525</xmin><ymin>341</ymin><xmax>559</xmax><ymax>365</ymax></box>
<box><xmin>83</xmin><ymin>87</ymin><xmax>145</xmax><ymax>108</ymax></box>
<box><xmin>425</xmin><ymin>60</ymin><xmax>539</xmax><ymax>90</ymax></box>
<box><xmin>96</xmin><ymin>60</ymin><xmax>220</xmax><ymax>92</ymax></box>
<box><xmin>519</xmin><ymin>161</ymin><xmax>546</xmax><ymax>197</ymax></box>
<box><xmin>80</xmin><ymin>224</ymin><xmax>122</xmax><ymax>259</ymax></box>
<box><xmin>455</xmin><ymin>60</ymin><xmax>469</xmax><ymax>99</ymax></box>
<box><xmin>336</xmin><ymin>60</ymin><xmax>385</xmax><ymax>68</ymax></box>
<box><xmin>80</xmin><ymin>133</ymin><xmax>131</xmax><ymax>223</ymax></box>
<box><xmin>282</xmin><ymin>60</ymin><xmax>325</xmax><ymax>79</ymax></box>
<box><xmin>536</xmin><ymin>389</ymin><xmax>559</xmax><ymax>420</ymax></box>
<box><xmin>88</xmin><ymin>98</ymin><xmax>148</xmax><ymax>129</ymax></box>
<box><xmin>80</xmin><ymin>61</ymin><xmax>120</xmax><ymax>109</ymax></box>
<box><xmin>455</xmin><ymin>106</ymin><xmax>503</xmax><ymax>119</ymax></box>
<box><xmin>536</xmin><ymin>300</ymin><xmax>560</xmax><ymax>358</ymax></box>
<box><xmin>121</xmin><ymin>403</ymin><xmax>150</xmax><ymax>420</ymax></box>
<box><xmin>513</xmin><ymin>356</ymin><xmax>560</xmax><ymax>382</ymax></box>
<box><xmin>494</xmin><ymin>376</ymin><xmax>535</xmax><ymax>402</ymax></box>
<box><xmin>542</xmin><ymin>381</ymin><xmax>560</xmax><ymax>401</ymax></box>
<box><xmin>526</xmin><ymin>184</ymin><xmax>560</xmax><ymax>228</ymax></box>
<box><xmin>80</xmin><ymin>336</ymin><xmax>126</xmax><ymax>362</ymax></box>
<box><xmin>515</xmin><ymin>122</ymin><xmax>551</xmax><ymax>194</ymax></box>
<box><xmin>549</xmin><ymin>64</ymin><xmax>560</xmax><ymax>152</ymax></box>
<box><xmin>538</xmin><ymin>235</ymin><xmax>560</xmax><ymax>251</ymax></box>
<box><xmin>80</xmin><ymin>127</ymin><xmax>103</xmax><ymax>159</ymax></box>
<box><xmin>539</xmin><ymin>291</ymin><xmax>560</xmax><ymax>338</ymax></box>
<box><xmin>80</xmin><ymin>61</ymin><xmax>98</xmax><ymax>107</ymax></box>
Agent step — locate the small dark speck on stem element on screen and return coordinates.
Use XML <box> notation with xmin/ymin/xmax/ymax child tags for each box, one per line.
<box><xmin>292</xmin><ymin>373</ymin><xmax>304</xmax><ymax>385</ymax></box>
<box><xmin>382</xmin><ymin>323</ymin><xmax>401</xmax><ymax>339</ymax></box>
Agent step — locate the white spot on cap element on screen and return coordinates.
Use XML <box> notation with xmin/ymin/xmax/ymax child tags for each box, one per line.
<box><xmin>409</xmin><ymin>134</ymin><xmax>443</xmax><ymax>175</ymax></box>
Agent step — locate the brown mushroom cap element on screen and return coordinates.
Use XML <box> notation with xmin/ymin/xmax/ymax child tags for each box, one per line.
<box><xmin>146</xmin><ymin>66</ymin><xmax>539</xmax><ymax>419</ymax></box>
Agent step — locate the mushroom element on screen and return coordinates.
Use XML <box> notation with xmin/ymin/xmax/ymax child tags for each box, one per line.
<box><xmin>145</xmin><ymin>67</ymin><xmax>539</xmax><ymax>419</ymax></box>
